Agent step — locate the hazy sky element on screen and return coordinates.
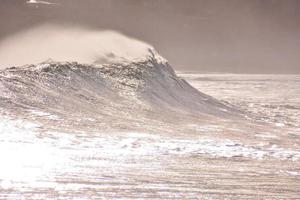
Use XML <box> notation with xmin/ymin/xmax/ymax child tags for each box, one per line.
<box><xmin>0</xmin><ymin>0</ymin><xmax>300</xmax><ymax>73</ymax></box>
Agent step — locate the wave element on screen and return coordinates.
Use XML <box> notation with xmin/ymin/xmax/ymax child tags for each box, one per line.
<box><xmin>0</xmin><ymin>52</ymin><xmax>242</xmax><ymax>131</ymax></box>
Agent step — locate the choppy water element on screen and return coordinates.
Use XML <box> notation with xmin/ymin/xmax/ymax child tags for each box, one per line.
<box><xmin>1</xmin><ymin>64</ymin><xmax>300</xmax><ymax>199</ymax></box>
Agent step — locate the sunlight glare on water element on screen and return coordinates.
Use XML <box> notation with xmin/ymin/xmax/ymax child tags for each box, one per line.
<box><xmin>0</xmin><ymin>117</ymin><xmax>68</xmax><ymax>190</ymax></box>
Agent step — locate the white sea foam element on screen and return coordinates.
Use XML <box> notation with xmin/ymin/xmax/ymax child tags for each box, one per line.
<box><xmin>0</xmin><ymin>115</ymin><xmax>299</xmax><ymax>167</ymax></box>
<box><xmin>26</xmin><ymin>0</ymin><xmax>55</xmax><ymax>5</ymax></box>
<box><xmin>275</xmin><ymin>122</ymin><xmax>285</xmax><ymax>127</ymax></box>
<box><xmin>30</xmin><ymin>110</ymin><xmax>60</xmax><ymax>120</ymax></box>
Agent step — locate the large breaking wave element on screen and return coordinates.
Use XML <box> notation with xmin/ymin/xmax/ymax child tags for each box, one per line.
<box><xmin>0</xmin><ymin>50</ymin><xmax>242</xmax><ymax>132</ymax></box>
<box><xmin>0</xmin><ymin>25</ymin><xmax>244</xmax><ymax>133</ymax></box>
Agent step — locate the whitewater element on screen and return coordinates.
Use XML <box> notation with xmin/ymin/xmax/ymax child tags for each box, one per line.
<box><xmin>0</xmin><ymin>26</ymin><xmax>299</xmax><ymax>199</ymax></box>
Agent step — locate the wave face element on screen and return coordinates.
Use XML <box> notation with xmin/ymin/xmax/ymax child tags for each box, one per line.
<box><xmin>0</xmin><ymin>54</ymin><xmax>240</xmax><ymax>132</ymax></box>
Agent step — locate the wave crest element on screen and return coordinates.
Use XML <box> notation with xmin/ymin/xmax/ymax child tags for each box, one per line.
<box><xmin>0</xmin><ymin>54</ymin><xmax>240</xmax><ymax>126</ymax></box>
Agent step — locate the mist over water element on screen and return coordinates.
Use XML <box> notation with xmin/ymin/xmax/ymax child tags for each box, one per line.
<box><xmin>0</xmin><ymin>25</ymin><xmax>153</xmax><ymax>69</ymax></box>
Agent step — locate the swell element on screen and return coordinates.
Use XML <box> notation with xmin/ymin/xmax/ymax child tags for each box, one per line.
<box><xmin>0</xmin><ymin>56</ymin><xmax>243</xmax><ymax>131</ymax></box>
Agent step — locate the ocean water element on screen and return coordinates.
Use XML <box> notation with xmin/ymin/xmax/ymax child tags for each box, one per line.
<box><xmin>0</xmin><ymin>62</ymin><xmax>299</xmax><ymax>199</ymax></box>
